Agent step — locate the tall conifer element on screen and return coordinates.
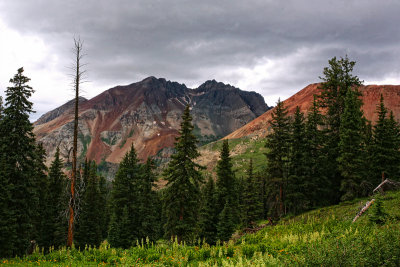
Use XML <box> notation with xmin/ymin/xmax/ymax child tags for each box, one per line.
<box><xmin>337</xmin><ymin>88</ymin><xmax>365</xmax><ymax>200</ymax></box>
<box><xmin>163</xmin><ymin>105</ymin><xmax>204</xmax><ymax>243</ymax></box>
<box><xmin>318</xmin><ymin>56</ymin><xmax>362</xmax><ymax>203</ymax></box>
<box><xmin>265</xmin><ymin>99</ymin><xmax>291</xmax><ymax>217</ymax></box>
<box><xmin>242</xmin><ymin>159</ymin><xmax>263</xmax><ymax>226</ymax></box>
<box><xmin>0</xmin><ymin>68</ymin><xmax>39</xmax><ymax>255</ymax></box>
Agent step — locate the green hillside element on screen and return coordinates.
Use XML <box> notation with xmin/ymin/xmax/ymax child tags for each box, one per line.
<box><xmin>4</xmin><ymin>190</ymin><xmax>400</xmax><ymax>266</ymax></box>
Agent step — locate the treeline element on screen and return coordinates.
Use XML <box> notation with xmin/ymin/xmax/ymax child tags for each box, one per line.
<box><xmin>1</xmin><ymin>56</ymin><xmax>400</xmax><ymax>257</ymax></box>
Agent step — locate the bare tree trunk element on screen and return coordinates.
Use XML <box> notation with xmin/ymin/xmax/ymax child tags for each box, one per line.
<box><xmin>67</xmin><ymin>38</ymin><xmax>84</xmax><ymax>248</ymax></box>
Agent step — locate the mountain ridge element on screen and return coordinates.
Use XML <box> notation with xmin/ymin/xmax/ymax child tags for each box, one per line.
<box><xmin>33</xmin><ymin>76</ymin><xmax>270</xmax><ymax>166</ymax></box>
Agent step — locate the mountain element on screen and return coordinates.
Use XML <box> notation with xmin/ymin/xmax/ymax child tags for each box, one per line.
<box><xmin>33</xmin><ymin>77</ymin><xmax>270</xmax><ymax>165</ymax></box>
<box><xmin>196</xmin><ymin>83</ymin><xmax>400</xmax><ymax>176</ymax></box>
<box><xmin>225</xmin><ymin>83</ymin><xmax>400</xmax><ymax>140</ymax></box>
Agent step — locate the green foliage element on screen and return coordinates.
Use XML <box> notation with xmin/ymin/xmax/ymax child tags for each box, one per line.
<box><xmin>242</xmin><ymin>159</ymin><xmax>263</xmax><ymax>227</ymax></box>
<box><xmin>318</xmin><ymin>55</ymin><xmax>362</xmax><ymax>203</ymax></box>
<box><xmin>75</xmin><ymin>161</ymin><xmax>103</xmax><ymax>248</ymax></box>
<box><xmin>371</xmin><ymin>95</ymin><xmax>400</xmax><ymax>184</ymax></box>
<box><xmin>265</xmin><ymin>98</ymin><xmax>291</xmax><ymax>217</ymax></box>
<box><xmin>78</xmin><ymin>133</ymin><xmax>91</xmax><ymax>159</ymax></box>
<box><xmin>163</xmin><ymin>105</ymin><xmax>204</xmax><ymax>243</ymax></box>
<box><xmin>198</xmin><ymin>176</ymin><xmax>218</xmax><ymax>244</ymax></box>
<box><xmin>369</xmin><ymin>197</ymin><xmax>387</xmax><ymax>225</ymax></box>
<box><xmin>337</xmin><ymin>88</ymin><xmax>366</xmax><ymax>201</ymax></box>
<box><xmin>0</xmin><ymin>68</ymin><xmax>40</xmax><ymax>256</ymax></box>
<box><xmin>41</xmin><ymin>147</ymin><xmax>68</xmax><ymax>250</ymax></box>
<box><xmin>6</xmin><ymin>191</ymin><xmax>400</xmax><ymax>266</ymax></box>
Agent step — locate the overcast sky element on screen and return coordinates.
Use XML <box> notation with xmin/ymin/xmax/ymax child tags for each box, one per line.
<box><xmin>1</xmin><ymin>0</ymin><xmax>400</xmax><ymax>121</ymax></box>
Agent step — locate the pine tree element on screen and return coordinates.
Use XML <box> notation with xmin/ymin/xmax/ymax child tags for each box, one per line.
<box><xmin>108</xmin><ymin>144</ymin><xmax>143</xmax><ymax>248</ymax></box>
<box><xmin>337</xmin><ymin>88</ymin><xmax>365</xmax><ymax>201</ymax></box>
<box><xmin>242</xmin><ymin>159</ymin><xmax>263</xmax><ymax>227</ymax></box>
<box><xmin>216</xmin><ymin>200</ymin><xmax>235</xmax><ymax>242</ymax></box>
<box><xmin>139</xmin><ymin>158</ymin><xmax>160</xmax><ymax>242</ymax></box>
<box><xmin>163</xmin><ymin>105</ymin><xmax>204</xmax><ymax>243</ymax></box>
<box><xmin>33</xmin><ymin>143</ymin><xmax>49</xmax><ymax>250</ymax></box>
<box><xmin>0</xmin><ymin>68</ymin><xmax>39</xmax><ymax>255</ymax></box>
<box><xmin>0</xmin><ymin>155</ymin><xmax>16</xmax><ymax>258</ymax></box>
<box><xmin>265</xmin><ymin>99</ymin><xmax>291</xmax><ymax>217</ymax></box>
<box><xmin>304</xmin><ymin>97</ymin><xmax>330</xmax><ymax>207</ymax></box>
<box><xmin>215</xmin><ymin>140</ymin><xmax>236</xmax><ymax>217</ymax></box>
<box><xmin>45</xmin><ymin>147</ymin><xmax>68</xmax><ymax>249</ymax></box>
<box><xmin>198</xmin><ymin>176</ymin><xmax>218</xmax><ymax>244</ymax></box>
<box><xmin>286</xmin><ymin>107</ymin><xmax>309</xmax><ymax>214</ymax></box>
<box><xmin>98</xmin><ymin>174</ymin><xmax>109</xmax><ymax>241</ymax></box>
<box><xmin>318</xmin><ymin>56</ymin><xmax>362</xmax><ymax>203</ymax></box>
<box><xmin>75</xmin><ymin>161</ymin><xmax>102</xmax><ymax>248</ymax></box>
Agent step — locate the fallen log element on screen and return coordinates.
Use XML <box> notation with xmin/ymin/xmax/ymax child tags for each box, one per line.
<box><xmin>373</xmin><ymin>179</ymin><xmax>400</xmax><ymax>194</ymax></box>
<box><xmin>352</xmin><ymin>199</ymin><xmax>375</xmax><ymax>223</ymax></box>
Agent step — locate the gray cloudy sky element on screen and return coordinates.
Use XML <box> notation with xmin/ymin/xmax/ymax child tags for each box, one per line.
<box><xmin>1</xmin><ymin>0</ymin><xmax>400</xmax><ymax>121</ymax></box>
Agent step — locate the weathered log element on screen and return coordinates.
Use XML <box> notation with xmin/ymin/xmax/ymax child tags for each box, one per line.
<box><xmin>352</xmin><ymin>199</ymin><xmax>375</xmax><ymax>223</ymax></box>
<box><xmin>373</xmin><ymin>179</ymin><xmax>400</xmax><ymax>195</ymax></box>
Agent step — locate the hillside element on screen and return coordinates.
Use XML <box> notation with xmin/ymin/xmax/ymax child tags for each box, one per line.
<box><xmin>33</xmin><ymin>77</ymin><xmax>269</xmax><ymax>165</ymax></box>
<box><xmin>8</xmin><ymin>190</ymin><xmax>400</xmax><ymax>266</ymax></box>
<box><xmin>226</xmin><ymin>83</ymin><xmax>400</xmax><ymax>139</ymax></box>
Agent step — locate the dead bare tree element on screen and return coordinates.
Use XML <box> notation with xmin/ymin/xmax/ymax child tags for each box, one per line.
<box><xmin>67</xmin><ymin>37</ymin><xmax>86</xmax><ymax>247</ymax></box>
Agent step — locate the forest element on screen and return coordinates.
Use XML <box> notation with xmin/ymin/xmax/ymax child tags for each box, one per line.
<box><xmin>1</xmin><ymin>56</ymin><xmax>400</xmax><ymax>265</ymax></box>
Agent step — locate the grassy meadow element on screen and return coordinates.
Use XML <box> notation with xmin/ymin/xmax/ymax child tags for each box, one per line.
<box><xmin>2</xmin><ymin>190</ymin><xmax>399</xmax><ymax>266</ymax></box>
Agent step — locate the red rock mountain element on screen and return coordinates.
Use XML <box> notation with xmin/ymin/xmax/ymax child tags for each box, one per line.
<box><xmin>34</xmin><ymin>77</ymin><xmax>269</xmax><ymax>165</ymax></box>
<box><xmin>225</xmin><ymin>83</ymin><xmax>400</xmax><ymax>140</ymax></box>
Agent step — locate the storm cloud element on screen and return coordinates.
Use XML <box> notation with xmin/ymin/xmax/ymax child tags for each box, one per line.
<box><xmin>0</xmin><ymin>0</ymin><xmax>400</xmax><ymax>120</ymax></box>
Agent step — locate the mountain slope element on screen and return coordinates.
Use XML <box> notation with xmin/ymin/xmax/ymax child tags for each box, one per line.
<box><xmin>225</xmin><ymin>83</ymin><xmax>400</xmax><ymax>140</ymax></box>
<box><xmin>34</xmin><ymin>77</ymin><xmax>269</xmax><ymax>165</ymax></box>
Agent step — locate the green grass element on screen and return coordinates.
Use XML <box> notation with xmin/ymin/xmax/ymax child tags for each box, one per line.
<box><xmin>4</xmin><ymin>191</ymin><xmax>400</xmax><ymax>266</ymax></box>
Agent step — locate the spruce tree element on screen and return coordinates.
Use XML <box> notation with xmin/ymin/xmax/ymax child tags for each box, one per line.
<box><xmin>108</xmin><ymin>144</ymin><xmax>143</xmax><ymax>248</ymax></box>
<box><xmin>216</xmin><ymin>200</ymin><xmax>235</xmax><ymax>242</ymax></box>
<box><xmin>318</xmin><ymin>56</ymin><xmax>362</xmax><ymax>203</ymax></box>
<box><xmin>163</xmin><ymin>105</ymin><xmax>204</xmax><ymax>243</ymax></box>
<box><xmin>33</xmin><ymin>143</ymin><xmax>49</xmax><ymax>250</ymax></box>
<box><xmin>75</xmin><ymin>161</ymin><xmax>102</xmax><ymax>248</ymax></box>
<box><xmin>286</xmin><ymin>107</ymin><xmax>309</xmax><ymax>214</ymax></box>
<box><xmin>0</xmin><ymin>68</ymin><xmax>39</xmax><ymax>255</ymax></box>
<box><xmin>0</xmin><ymin>154</ymin><xmax>16</xmax><ymax>258</ymax></box>
<box><xmin>98</xmin><ymin>174</ymin><xmax>109</xmax><ymax>241</ymax></box>
<box><xmin>265</xmin><ymin>99</ymin><xmax>291</xmax><ymax>217</ymax></box>
<box><xmin>45</xmin><ymin>147</ymin><xmax>68</xmax><ymax>249</ymax></box>
<box><xmin>215</xmin><ymin>140</ymin><xmax>236</xmax><ymax>217</ymax></box>
<box><xmin>139</xmin><ymin>158</ymin><xmax>160</xmax><ymax>242</ymax></box>
<box><xmin>198</xmin><ymin>176</ymin><xmax>218</xmax><ymax>244</ymax></box>
<box><xmin>337</xmin><ymin>88</ymin><xmax>365</xmax><ymax>201</ymax></box>
<box><xmin>242</xmin><ymin>159</ymin><xmax>263</xmax><ymax>227</ymax></box>
<box><xmin>304</xmin><ymin>97</ymin><xmax>330</xmax><ymax>207</ymax></box>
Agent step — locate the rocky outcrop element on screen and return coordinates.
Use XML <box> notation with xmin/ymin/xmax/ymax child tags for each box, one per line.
<box><xmin>225</xmin><ymin>83</ymin><xmax>400</xmax><ymax>140</ymax></box>
<box><xmin>34</xmin><ymin>77</ymin><xmax>269</xmax><ymax>165</ymax></box>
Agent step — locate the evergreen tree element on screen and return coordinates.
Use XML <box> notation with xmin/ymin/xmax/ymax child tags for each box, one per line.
<box><xmin>337</xmin><ymin>88</ymin><xmax>365</xmax><ymax>201</ymax></box>
<box><xmin>163</xmin><ymin>105</ymin><xmax>204</xmax><ymax>243</ymax></box>
<box><xmin>139</xmin><ymin>158</ymin><xmax>160</xmax><ymax>242</ymax></box>
<box><xmin>108</xmin><ymin>144</ymin><xmax>143</xmax><ymax>248</ymax></box>
<box><xmin>216</xmin><ymin>200</ymin><xmax>235</xmax><ymax>242</ymax></box>
<box><xmin>242</xmin><ymin>159</ymin><xmax>263</xmax><ymax>227</ymax></box>
<box><xmin>198</xmin><ymin>176</ymin><xmax>218</xmax><ymax>244</ymax></box>
<box><xmin>98</xmin><ymin>174</ymin><xmax>109</xmax><ymax>241</ymax></box>
<box><xmin>369</xmin><ymin>197</ymin><xmax>387</xmax><ymax>225</ymax></box>
<box><xmin>371</xmin><ymin>96</ymin><xmax>400</xmax><ymax>184</ymax></box>
<box><xmin>304</xmin><ymin>97</ymin><xmax>330</xmax><ymax>207</ymax></box>
<box><xmin>45</xmin><ymin>147</ymin><xmax>68</xmax><ymax>249</ymax></box>
<box><xmin>0</xmin><ymin>68</ymin><xmax>39</xmax><ymax>255</ymax></box>
<box><xmin>265</xmin><ymin>99</ymin><xmax>291</xmax><ymax>217</ymax></box>
<box><xmin>33</xmin><ymin>143</ymin><xmax>49</xmax><ymax>250</ymax></box>
<box><xmin>0</xmin><ymin>155</ymin><xmax>16</xmax><ymax>258</ymax></box>
<box><xmin>318</xmin><ymin>56</ymin><xmax>362</xmax><ymax>203</ymax></box>
<box><xmin>215</xmin><ymin>140</ymin><xmax>236</xmax><ymax>216</ymax></box>
<box><xmin>286</xmin><ymin>107</ymin><xmax>309</xmax><ymax>214</ymax></box>
<box><xmin>75</xmin><ymin>161</ymin><xmax>102</xmax><ymax>248</ymax></box>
